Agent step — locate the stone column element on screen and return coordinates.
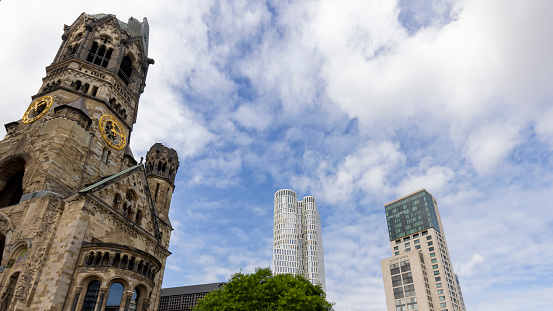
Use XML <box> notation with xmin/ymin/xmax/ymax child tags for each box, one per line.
<box><xmin>77</xmin><ymin>22</ymin><xmax>94</xmax><ymax>60</ymax></box>
<box><xmin>109</xmin><ymin>36</ymin><xmax>128</xmax><ymax>73</ymax></box>
<box><xmin>95</xmin><ymin>287</ymin><xmax>108</xmax><ymax>311</ymax></box>
<box><xmin>123</xmin><ymin>290</ymin><xmax>134</xmax><ymax>311</ymax></box>
<box><xmin>141</xmin><ymin>298</ymin><xmax>150</xmax><ymax>311</ymax></box>
<box><xmin>70</xmin><ymin>286</ymin><xmax>83</xmax><ymax>311</ymax></box>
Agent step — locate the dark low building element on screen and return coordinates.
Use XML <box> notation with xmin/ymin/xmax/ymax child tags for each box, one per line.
<box><xmin>158</xmin><ymin>282</ymin><xmax>225</xmax><ymax>311</ymax></box>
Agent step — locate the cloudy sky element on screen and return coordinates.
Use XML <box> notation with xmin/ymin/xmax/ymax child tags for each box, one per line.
<box><xmin>1</xmin><ymin>0</ymin><xmax>553</xmax><ymax>310</ymax></box>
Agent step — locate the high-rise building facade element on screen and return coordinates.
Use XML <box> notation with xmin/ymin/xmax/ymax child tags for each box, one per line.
<box><xmin>381</xmin><ymin>189</ymin><xmax>466</xmax><ymax>311</ymax></box>
<box><xmin>273</xmin><ymin>189</ymin><xmax>325</xmax><ymax>291</ymax></box>
<box><xmin>0</xmin><ymin>13</ymin><xmax>178</xmax><ymax>310</ymax></box>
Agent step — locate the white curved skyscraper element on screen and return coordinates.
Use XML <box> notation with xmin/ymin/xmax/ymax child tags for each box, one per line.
<box><xmin>273</xmin><ymin>189</ymin><xmax>326</xmax><ymax>291</ymax></box>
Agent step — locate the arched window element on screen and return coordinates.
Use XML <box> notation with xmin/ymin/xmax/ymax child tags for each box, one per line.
<box><xmin>82</xmin><ymin>83</ymin><xmax>90</xmax><ymax>94</ymax></box>
<box><xmin>0</xmin><ymin>272</ymin><xmax>19</xmax><ymax>311</ymax></box>
<box><xmin>113</xmin><ymin>194</ymin><xmax>122</xmax><ymax>212</ymax></box>
<box><xmin>74</xmin><ymin>80</ymin><xmax>82</xmax><ymax>91</ymax></box>
<box><xmin>128</xmin><ymin>288</ymin><xmax>140</xmax><ymax>311</ymax></box>
<box><xmin>123</xmin><ymin>189</ymin><xmax>137</xmax><ymax>220</ymax></box>
<box><xmin>81</xmin><ymin>280</ymin><xmax>101</xmax><ymax>311</ymax></box>
<box><xmin>135</xmin><ymin>209</ymin><xmax>143</xmax><ymax>226</ymax></box>
<box><xmin>118</xmin><ymin>55</ymin><xmax>133</xmax><ymax>85</ymax></box>
<box><xmin>0</xmin><ymin>158</ymin><xmax>25</xmax><ymax>208</ymax></box>
<box><xmin>105</xmin><ymin>282</ymin><xmax>124</xmax><ymax>311</ymax></box>
<box><xmin>86</xmin><ymin>41</ymin><xmax>112</xmax><ymax>68</ymax></box>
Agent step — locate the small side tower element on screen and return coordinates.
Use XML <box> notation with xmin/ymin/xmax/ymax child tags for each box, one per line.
<box><xmin>145</xmin><ymin>143</ymin><xmax>179</xmax><ymax>225</ymax></box>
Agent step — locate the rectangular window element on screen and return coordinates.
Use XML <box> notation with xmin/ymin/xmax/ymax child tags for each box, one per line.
<box><xmin>395</xmin><ymin>251</ymin><xmax>400</xmax><ymax>255</ymax></box>
<box><xmin>392</xmin><ymin>275</ymin><xmax>402</xmax><ymax>287</ymax></box>
<box><xmin>394</xmin><ymin>246</ymin><xmax>399</xmax><ymax>250</ymax></box>
<box><xmin>390</xmin><ymin>264</ymin><xmax>400</xmax><ymax>275</ymax></box>
<box><xmin>432</xmin><ymin>264</ymin><xmax>438</xmax><ymax>269</ymax></box>
<box><xmin>393</xmin><ymin>286</ymin><xmax>404</xmax><ymax>299</ymax></box>
<box><xmin>435</xmin><ymin>277</ymin><xmax>441</xmax><ymax>282</ymax></box>
<box><xmin>400</xmin><ymin>261</ymin><xmax>411</xmax><ymax>272</ymax></box>
<box><xmin>404</xmin><ymin>284</ymin><xmax>415</xmax><ymax>297</ymax></box>
<box><xmin>439</xmin><ymin>296</ymin><xmax>445</xmax><ymax>301</ymax></box>
<box><xmin>396</xmin><ymin>240</ymin><xmax>401</xmax><ymax>244</ymax></box>
<box><xmin>441</xmin><ymin>303</ymin><xmax>447</xmax><ymax>308</ymax></box>
<box><xmin>438</xmin><ymin>289</ymin><xmax>443</xmax><ymax>294</ymax></box>
<box><xmin>415</xmin><ymin>245</ymin><xmax>421</xmax><ymax>250</ymax></box>
<box><xmin>430</xmin><ymin>253</ymin><xmax>436</xmax><ymax>258</ymax></box>
<box><xmin>437</xmin><ymin>283</ymin><xmax>442</xmax><ymax>288</ymax></box>
<box><xmin>427</xmin><ymin>236</ymin><xmax>432</xmax><ymax>240</ymax></box>
<box><xmin>402</xmin><ymin>272</ymin><xmax>413</xmax><ymax>284</ymax></box>
<box><xmin>405</xmin><ymin>242</ymin><xmax>410</xmax><ymax>247</ymax></box>
<box><xmin>428</xmin><ymin>241</ymin><xmax>433</xmax><ymax>246</ymax></box>
<box><xmin>429</xmin><ymin>247</ymin><xmax>434</xmax><ymax>251</ymax></box>
<box><xmin>431</xmin><ymin>258</ymin><xmax>437</xmax><ymax>263</ymax></box>
<box><xmin>434</xmin><ymin>270</ymin><xmax>440</xmax><ymax>275</ymax></box>
<box><xmin>405</xmin><ymin>248</ymin><xmax>411</xmax><ymax>252</ymax></box>
<box><xmin>414</xmin><ymin>240</ymin><xmax>420</xmax><ymax>244</ymax></box>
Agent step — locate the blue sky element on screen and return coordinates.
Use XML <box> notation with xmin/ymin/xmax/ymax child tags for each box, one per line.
<box><xmin>1</xmin><ymin>0</ymin><xmax>553</xmax><ymax>310</ymax></box>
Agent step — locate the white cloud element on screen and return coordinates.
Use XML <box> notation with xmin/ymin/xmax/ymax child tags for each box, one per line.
<box><xmin>457</xmin><ymin>253</ymin><xmax>484</xmax><ymax>276</ymax></box>
<box><xmin>395</xmin><ymin>157</ymin><xmax>455</xmax><ymax>195</ymax></box>
<box><xmin>233</xmin><ymin>104</ymin><xmax>272</xmax><ymax>131</ymax></box>
<box><xmin>3</xmin><ymin>1</ymin><xmax>553</xmax><ymax>311</ymax></box>
<box><xmin>534</xmin><ymin>107</ymin><xmax>553</xmax><ymax>149</ymax></box>
<box><xmin>292</xmin><ymin>140</ymin><xmax>404</xmax><ymax>205</ymax></box>
<box><xmin>463</xmin><ymin>123</ymin><xmax>521</xmax><ymax>174</ymax></box>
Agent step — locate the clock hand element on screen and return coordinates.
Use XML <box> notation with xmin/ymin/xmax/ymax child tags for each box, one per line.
<box><xmin>111</xmin><ymin>128</ymin><xmax>123</xmax><ymax>137</ymax></box>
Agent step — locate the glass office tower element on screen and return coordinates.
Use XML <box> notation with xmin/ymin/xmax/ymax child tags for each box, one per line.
<box><xmin>273</xmin><ymin>189</ymin><xmax>326</xmax><ymax>291</ymax></box>
<box><xmin>381</xmin><ymin>189</ymin><xmax>466</xmax><ymax>311</ymax></box>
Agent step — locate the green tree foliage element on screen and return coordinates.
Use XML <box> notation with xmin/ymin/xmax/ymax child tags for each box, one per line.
<box><xmin>193</xmin><ymin>268</ymin><xmax>334</xmax><ymax>311</ymax></box>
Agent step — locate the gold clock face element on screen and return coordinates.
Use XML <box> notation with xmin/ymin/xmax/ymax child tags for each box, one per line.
<box><xmin>22</xmin><ymin>96</ymin><xmax>53</xmax><ymax>124</ymax></box>
<box><xmin>99</xmin><ymin>115</ymin><xmax>126</xmax><ymax>150</ymax></box>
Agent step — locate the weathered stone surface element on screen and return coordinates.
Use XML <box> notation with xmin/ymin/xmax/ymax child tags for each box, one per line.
<box><xmin>0</xmin><ymin>12</ymin><xmax>176</xmax><ymax>311</ymax></box>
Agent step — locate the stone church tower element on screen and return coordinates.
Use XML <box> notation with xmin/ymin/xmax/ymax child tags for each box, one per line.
<box><xmin>0</xmin><ymin>13</ymin><xmax>178</xmax><ymax>310</ymax></box>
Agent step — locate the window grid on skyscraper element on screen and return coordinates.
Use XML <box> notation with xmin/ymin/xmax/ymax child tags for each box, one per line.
<box><xmin>380</xmin><ymin>189</ymin><xmax>466</xmax><ymax>311</ymax></box>
<box><xmin>273</xmin><ymin>189</ymin><xmax>325</xmax><ymax>291</ymax></box>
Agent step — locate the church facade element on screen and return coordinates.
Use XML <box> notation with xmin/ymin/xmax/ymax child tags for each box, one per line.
<box><xmin>0</xmin><ymin>13</ymin><xmax>178</xmax><ymax>311</ymax></box>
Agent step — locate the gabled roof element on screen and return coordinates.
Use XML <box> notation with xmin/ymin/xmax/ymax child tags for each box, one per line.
<box><xmin>55</xmin><ymin>97</ymin><xmax>91</xmax><ymax>119</ymax></box>
<box><xmin>79</xmin><ymin>163</ymin><xmax>142</xmax><ymax>193</ymax></box>
<box><xmin>77</xmin><ymin>163</ymin><xmax>168</xmax><ymax>240</ymax></box>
